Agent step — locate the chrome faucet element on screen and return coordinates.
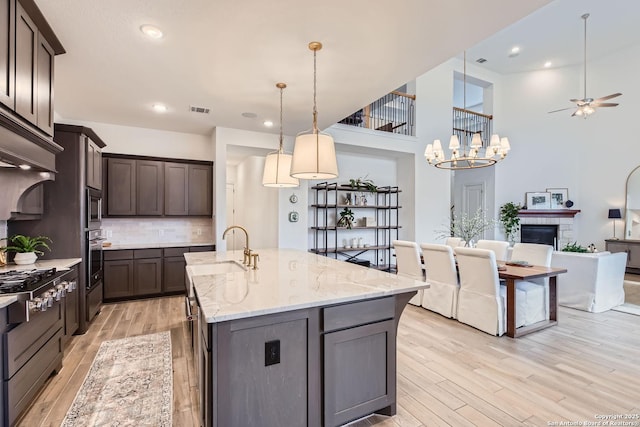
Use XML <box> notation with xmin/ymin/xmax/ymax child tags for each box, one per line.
<box><xmin>222</xmin><ymin>225</ymin><xmax>253</xmax><ymax>266</ymax></box>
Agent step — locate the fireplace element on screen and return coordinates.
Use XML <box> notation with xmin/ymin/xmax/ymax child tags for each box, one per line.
<box><xmin>521</xmin><ymin>224</ymin><xmax>558</xmax><ymax>249</ymax></box>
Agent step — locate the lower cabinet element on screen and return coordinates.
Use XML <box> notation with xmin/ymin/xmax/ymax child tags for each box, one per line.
<box><xmin>104</xmin><ymin>245</ymin><xmax>214</xmax><ymax>301</ymax></box>
<box><xmin>63</xmin><ymin>265</ymin><xmax>80</xmax><ymax>347</ymax></box>
<box><xmin>197</xmin><ymin>294</ymin><xmax>409</xmax><ymax>427</ymax></box>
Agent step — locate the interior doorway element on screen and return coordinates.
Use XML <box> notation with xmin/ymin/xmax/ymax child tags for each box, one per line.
<box><xmin>225</xmin><ymin>183</ymin><xmax>242</xmax><ymax>250</ymax></box>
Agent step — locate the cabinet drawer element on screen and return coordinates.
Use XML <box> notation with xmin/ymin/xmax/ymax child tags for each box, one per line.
<box><xmin>323</xmin><ymin>297</ymin><xmax>395</xmax><ymax>332</ymax></box>
<box><xmin>104</xmin><ymin>250</ymin><xmax>133</xmax><ymax>261</ymax></box>
<box><xmin>134</xmin><ymin>248</ymin><xmax>162</xmax><ymax>259</ymax></box>
<box><xmin>164</xmin><ymin>246</ymin><xmax>190</xmax><ymax>257</ymax></box>
<box><xmin>190</xmin><ymin>245</ymin><xmax>215</xmax><ymax>253</ymax></box>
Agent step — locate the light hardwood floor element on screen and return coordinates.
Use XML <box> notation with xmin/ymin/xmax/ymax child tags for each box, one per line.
<box><xmin>18</xmin><ymin>296</ymin><xmax>640</xmax><ymax>427</ymax></box>
<box><xmin>624</xmin><ymin>273</ymin><xmax>640</xmax><ymax>306</ymax></box>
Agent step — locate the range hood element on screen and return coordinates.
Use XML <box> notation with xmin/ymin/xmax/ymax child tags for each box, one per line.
<box><xmin>0</xmin><ymin>110</ymin><xmax>63</xmax><ymax>220</ymax></box>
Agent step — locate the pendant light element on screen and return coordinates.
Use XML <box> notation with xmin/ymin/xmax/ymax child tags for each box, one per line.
<box><xmin>262</xmin><ymin>83</ymin><xmax>299</xmax><ymax>187</ymax></box>
<box><xmin>290</xmin><ymin>42</ymin><xmax>339</xmax><ymax>180</ymax></box>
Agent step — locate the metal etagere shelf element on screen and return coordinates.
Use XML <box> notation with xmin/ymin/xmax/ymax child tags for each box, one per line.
<box><xmin>310</xmin><ymin>182</ymin><xmax>401</xmax><ymax>271</ymax></box>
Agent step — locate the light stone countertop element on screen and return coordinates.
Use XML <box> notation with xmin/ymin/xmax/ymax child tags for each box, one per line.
<box><xmin>0</xmin><ymin>258</ymin><xmax>82</xmax><ymax>308</ymax></box>
<box><xmin>103</xmin><ymin>242</ymin><xmax>215</xmax><ymax>250</ymax></box>
<box><xmin>185</xmin><ymin>248</ymin><xmax>428</xmax><ymax>323</ymax></box>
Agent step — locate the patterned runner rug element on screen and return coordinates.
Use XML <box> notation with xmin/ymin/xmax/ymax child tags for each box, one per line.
<box><xmin>61</xmin><ymin>331</ymin><xmax>173</xmax><ymax>427</ymax></box>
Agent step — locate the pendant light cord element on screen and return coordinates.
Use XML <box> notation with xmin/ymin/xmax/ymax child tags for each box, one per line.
<box><xmin>583</xmin><ymin>13</ymin><xmax>589</xmax><ymax>99</ymax></box>
<box><xmin>312</xmin><ymin>48</ymin><xmax>318</xmax><ymax>132</ymax></box>
<box><xmin>279</xmin><ymin>85</ymin><xmax>284</xmax><ymax>153</ymax></box>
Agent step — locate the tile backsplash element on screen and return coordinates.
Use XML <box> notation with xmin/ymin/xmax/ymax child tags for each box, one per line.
<box><xmin>102</xmin><ymin>218</ymin><xmax>214</xmax><ymax>245</ymax></box>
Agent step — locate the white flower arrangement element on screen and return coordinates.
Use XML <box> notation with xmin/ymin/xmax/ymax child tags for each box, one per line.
<box><xmin>437</xmin><ymin>208</ymin><xmax>496</xmax><ymax>246</ymax></box>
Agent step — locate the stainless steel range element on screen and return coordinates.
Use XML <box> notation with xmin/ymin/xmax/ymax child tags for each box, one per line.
<box><xmin>1</xmin><ymin>267</ymin><xmax>77</xmax><ymax>426</ymax></box>
<box><xmin>0</xmin><ymin>268</ymin><xmax>76</xmax><ymax>323</ymax></box>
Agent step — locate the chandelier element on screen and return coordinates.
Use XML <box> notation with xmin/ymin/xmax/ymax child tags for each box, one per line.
<box><xmin>262</xmin><ymin>83</ymin><xmax>299</xmax><ymax>187</ymax></box>
<box><xmin>424</xmin><ymin>52</ymin><xmax>511</xmax><ymax>170</ymax></box>
<box><xmin>290</xmin><ymin>42</ymin><xmax>339</xmax><ymax>180</ymax></box>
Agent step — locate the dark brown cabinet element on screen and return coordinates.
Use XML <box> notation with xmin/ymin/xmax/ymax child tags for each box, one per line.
<box><xmin>0</xmin><ymin>0</ymin><xmax>14</xmax><ymax>107</ymax></box>
<box><xmin>606</xmin><ymin>239</ymin><xmax>640</xmax><ymax>273</ymax></box>
<box><xmin>188</xmin><ymin>164</ymin><xmax>213</xmax><ymax>216</ymax></box>
<box><xmin>14</xmin><ymin>2</ymin><xmax>37</xmax><ymax>125</ymax></box>
<box><xmin>63</xmin><ymin>265</ymin><xmax>80</xmax><ymax>347</ymax></box>
<box><xmin>165</xmin><ymin>162</ymin><xmax>189</xmax><ymax>215</ymax></box>
<box><xmin>106</xmin><ymin>157</ymin><xmax>136</xmax><ymax>216</ymax></box>
<box><xmin>134</xmin><ymin>252</ymin><xmax>163</xmax><ymax>296</ymax></box>
<box><xmin>104</xmin><ymin>246</ymin><xmax>213</xmax><ymax>301</ymax></box>
<box><xmin>137</xmin><ymin>160</ymin><xmax>164</xmax><ymax>215</ymax></box>
<box><xmin>36</xmin><ymin>33</ymin><xmax>53</xmax><ymax>135</ymax></box>
<box><xmin>105</xmin><ymin>154</ymin><xmax>212</xmax><ymax>217</ymax></box>
<box><xmin>103</xmin><ymin>256</ymin><xmax>134</xmax><ymax>299</ymax></box>
<box><xmin>163</xmin><ymin>247</ymin><xmax>189</xmax><ymax>293</ymax></box>
<box><xmin>86</xmin><ymin>137</ymin><xmax>102</xmax><ymax>190</ymax></box>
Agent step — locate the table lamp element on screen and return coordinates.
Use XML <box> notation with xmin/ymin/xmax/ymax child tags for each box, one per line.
<box><xmin>608</xmin><ymin>208</ymin><xmax>622</xmax><ymax>240</ymax></box>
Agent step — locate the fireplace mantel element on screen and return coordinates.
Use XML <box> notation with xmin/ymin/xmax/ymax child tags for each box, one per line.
<box><xmin>518</xmin><ymin>209</ymin><xmax>581</xmax><ymax>218</ymax></box>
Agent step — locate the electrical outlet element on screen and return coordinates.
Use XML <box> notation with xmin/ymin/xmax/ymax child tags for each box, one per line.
<box><xmin>197</xmin><ymin>228</ymin><xmax>202</xmax><ymax>236</ymax></box>
<box><xmin>265</xmin><ymin>340</ymin><xmax>280</xmax><ymax>366</ymax></box>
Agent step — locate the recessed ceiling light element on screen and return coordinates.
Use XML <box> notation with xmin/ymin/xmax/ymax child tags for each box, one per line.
<box><xmin>263</xmin><ymin>120</ymin><xmax>274</xmax><ymax>127</ymax></box>
<box><xmin>510</xmin><ymin>46</ymin><xmax>520</xmax><ymax>54</ymax></box>
<box><xmin>242</xmin><ymin>112</ymin><xmax>257</xmax><ymax>118</ymax></box>
<box><xmin>140</xmin><ymin>24</ymin><xmax>163</xmax><ymax>39</ymax></box>
<box><xmin>18</xmin><ymin>164</ymin><xmax>31</xmax><ymax>170</ymax></box>
<box><xmin>152</xmin><ymin>103</ymin><xmax>168</xmax><ymax>113</ymax></box>
<box><xmin>544</xmin><ymin>61</ymin><xmax>552</xmax><ymax>68</ymax></box>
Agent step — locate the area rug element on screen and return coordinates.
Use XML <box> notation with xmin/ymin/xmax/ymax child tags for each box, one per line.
<box><xmin>61</xmin><ymin>331</ymin><xmax>173</xmax><ymax>427</ymax></box>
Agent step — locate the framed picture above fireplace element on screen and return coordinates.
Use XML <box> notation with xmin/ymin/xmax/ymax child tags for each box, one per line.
<box><xmin>526</xmin><ymin>192</ymin><xmax>551</xmax><ymax>209</ymax></box>
<box><xmin>546</xmin><ymin>188</ymin><xmax>569</xmax><ymax>209</ymax></box>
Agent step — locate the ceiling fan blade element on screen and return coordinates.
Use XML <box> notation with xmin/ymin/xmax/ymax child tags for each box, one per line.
<box><xmin>548</xmin><ymin>107</ymin><xmax>574</xmax><ymax>113</ymax></box>
<box><xmin>591</xmin><ymin>103</ymin><xmax>619</xmax><ymax>108</ymax></box>
<box><xmin>571</xmin><ymin>110</ymin><xmax>578</xmax><ymax>117</ymax></box>
<box><xmin>593</xmin><ymin>93</ymin><xmax>622</xmax><ymax>102</ymax></box>
<box><xmin>569</xmin><ymin>99</ymin><xmax>582</xmax><ymax>103</ymax></box>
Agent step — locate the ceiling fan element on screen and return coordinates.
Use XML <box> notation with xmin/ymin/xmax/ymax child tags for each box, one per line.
<box><xmin>549</xmin><ymin>13</ymin><xmax>621</xmax><ymax>118</ymax></box>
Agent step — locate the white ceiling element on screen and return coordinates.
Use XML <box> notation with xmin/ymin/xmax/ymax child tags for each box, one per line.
<box><xmin>36</xmin><ymin>0</ymin><xmax>551</xmax><ymax>137</ymax></box>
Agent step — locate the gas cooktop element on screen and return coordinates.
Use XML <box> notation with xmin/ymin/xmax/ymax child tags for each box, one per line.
<box><xmin>0</xmin><ymin>268</ymin><xmax>63</xmax><ymax>295</ymax></box>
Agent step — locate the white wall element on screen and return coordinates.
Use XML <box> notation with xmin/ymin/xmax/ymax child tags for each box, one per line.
<box><xmin>59</xmin><ymin>119</ymin><xmax>213</xmax><ymax>160</ymax></box>
<box><xmin>495</xmin><ymin>42</ymin><xmax>640</xmax><ymax>249</ymax></box>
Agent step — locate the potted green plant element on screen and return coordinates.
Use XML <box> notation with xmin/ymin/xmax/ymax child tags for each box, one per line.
<box><xmin>5</xmin><ymin>235</ymin><xmax>52</xmax><ymax>265</ymax></box>
<box><xmin>337</xmin><ymin>208</ymin><xmax>355</xmax><ymax>229</ymax></box>
<box><xmin>561</xmin><ymin>241</ymin><xmax>588</xmax><ymax>253</ymax></box>
<box><xmin>499</xmin><ymin>202</ymin><xmax>522</xmax><ymax>245</ymax></box>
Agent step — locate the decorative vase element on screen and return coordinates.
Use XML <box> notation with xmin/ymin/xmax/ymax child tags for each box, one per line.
<box><xmin>14</xmin><ymin>252</ymin><xmax>37</xmax><ymax>265</ymax></box>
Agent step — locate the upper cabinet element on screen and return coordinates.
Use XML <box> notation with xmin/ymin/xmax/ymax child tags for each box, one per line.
<box><xmin>0</xmin><ymin>0</ymin><xmax>15</xmax><ymax>107</ymax></box>
<box><xmin>104</xmin><ymin>154</ymin><xmax>213</xmax><ymax>217</ymax></box>
<box><xmin>0</xmin><ymin>0</ymin><xmax>64</xmax><ymax>137</ymax></box>
<box><xmin>86</xmin><ymin>136</ymin><xmax>102</xmax><ymax>190</ymax></box>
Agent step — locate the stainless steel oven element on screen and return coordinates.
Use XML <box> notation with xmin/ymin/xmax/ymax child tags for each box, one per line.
<box><xmin>87</xmin><ymin>229</ymin><xmax>104</xmax><ymax>290</ymax></box>
<box><xmin>87</xmin><ymin>187</ymin><xmax>102</xmax><ymax>230</ymax></box>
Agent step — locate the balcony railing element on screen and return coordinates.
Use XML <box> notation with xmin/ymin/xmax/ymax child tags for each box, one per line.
<box><xmin>452</xmin><ymin>107</ymin><xmax>493</xmax><ymax>148</ymax></box>
<box><xmin>339</xmin><ymin>91</ymin><xmax>415</xmax><ymax>136</ymax></box>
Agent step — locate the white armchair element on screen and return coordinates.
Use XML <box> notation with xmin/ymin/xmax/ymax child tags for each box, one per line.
<box><xmin>420</xmin><ymin>243</ymin><xmax>459</xmax><ymax>318</ymax></box>
<box><xmin>393</xmin><ymin>240</ymin><xmax>424</xmax><ymax>306</ymax></box>
<box><xmin>445</xmin><ymin>237</ymin><xmax>466</xmax><ymax>249</ymax></box>
<box><xmin>551</xmin><ymin>251</ymin><xmax>626</xmax><ymax>312</ymax></box>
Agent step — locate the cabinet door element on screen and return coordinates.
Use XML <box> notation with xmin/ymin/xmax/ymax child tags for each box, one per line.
<box><xmin>36</xmin><ymin>33</ymin><xmax>54</xmax><ymax>135</ymax></box>
<box><xmin>64</xmin><ymin>278</ymin><xmax>79</xmax><ymax>338</ymax></box>
<box><xmin>86</xmin><ymin>138</ymin><xmax>102</xmax><ymax>190</ymax></box>
<box><xmin>163</xmin><ymin>256</ymin><xmax>186</xmax><ymax>293</ymax></box>
<box><xmin>324</xmin><ymin>320</ymin><xmax>395</xmax><ymax>426</ymax></box>
<box><xmin>188</xmin><ymin>164</ymin><xmax>213</xmax><ymax>216</ymax></box>
<box><xmin>106</xmin><ymin>158</ymin><xmax>136</xmax><ymax>215</ymax></box>
<box><xmin>134</xmin><ymin>258</ymin><xmax>162</xmax><ymax>295</ymax></box>
<box><xmin>0</xmin><ymin>0</ymin><xmax>14</xmax><ymax>107</ymax></box>
<box><xmin>627</xmin><ymin>245</ymin><xmax>640</xmax><ymax>269</ymax></box>
<box><xmin>15</xmin><ymin>2</ymin><xmax>37</xmax><ymax>124</ymax></box>
<box><xmin>164</xmin><ymin>162</ymin><xmax>189</xmax><ymax>216</ymax></box>
<box><xmin>137</xmin><ymin>160</ymin><xmax>164</xmax><ymax>215</ymax></box>
<box><xmin>103</xmin><ymin>259</ymin><xmax>134</xmax><ymax>299</ymax></box>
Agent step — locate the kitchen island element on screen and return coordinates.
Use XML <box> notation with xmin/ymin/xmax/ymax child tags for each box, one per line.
<box><xmin>185</xmin><ymin>249</ymin><xmax>428</xmax><ymax>427</ymax></box>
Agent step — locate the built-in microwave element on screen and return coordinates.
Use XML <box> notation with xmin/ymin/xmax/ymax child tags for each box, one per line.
<box><xmin>87</xmin><ymin>187</ymin><xmax>102</xmax><ymax>229</ymax></box>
